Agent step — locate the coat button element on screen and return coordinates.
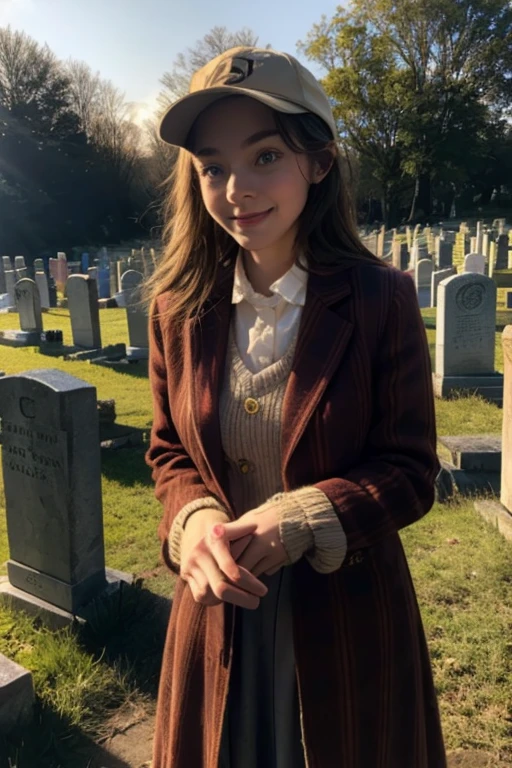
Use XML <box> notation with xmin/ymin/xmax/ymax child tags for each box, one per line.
<box><xmin>238</xmin><ymin>459</ymin><xmax>252</xmax><ymax>474</ymax></box>
<box><xmin>244</xmin><ymin>397</ymin><xmax>260</xmax><ymax>415</ymax></box>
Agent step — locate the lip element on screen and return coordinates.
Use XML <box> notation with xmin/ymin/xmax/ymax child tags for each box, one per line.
<box><xmin>231</xmin><ymin>208</ymin><xmax>273</xmax><ymax>227</ymax></box>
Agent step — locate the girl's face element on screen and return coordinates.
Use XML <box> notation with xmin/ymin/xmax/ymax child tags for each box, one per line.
<box><xmin>191</xmin><ymin>97</ymin><xmax>321</xmax><ymax>256</ymax></box>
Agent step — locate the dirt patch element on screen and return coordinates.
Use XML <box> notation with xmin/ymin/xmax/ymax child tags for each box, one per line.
<box><xmin>103</xmin><ymin>718</ymin><xmax>154</xmax><ymax>767</ymax></box>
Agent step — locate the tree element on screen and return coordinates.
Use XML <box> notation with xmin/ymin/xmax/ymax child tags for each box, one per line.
<box><xmin>300</xmin><ymin>0</ymin><xmax>512</xmax><ymax>224</ymax></box>
<box><xmin>159</xmin><ymin>26</ymin><xmax>269</xmax><ymax>109</ymax></box>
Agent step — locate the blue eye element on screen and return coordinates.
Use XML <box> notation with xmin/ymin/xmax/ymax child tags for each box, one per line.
<box><xmin>202</xmin><ymin>165</ymin><xmax>222</xmax><ymax>178</ymax></box>
<box><xmin>257</xmin><ymin>151</ymin><xmax>280</xmax><ymax>165</ymax></box>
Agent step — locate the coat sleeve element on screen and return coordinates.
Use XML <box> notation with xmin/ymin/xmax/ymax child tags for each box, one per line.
<box><xmin>314</xmin><ymin>270</ymin><xmax>440</xmax><ymax>559</ymax></box>
<box><xmin>145</xmin><ymin>300</ymin><xmax>228</xmax><ymax>574</ymax></box>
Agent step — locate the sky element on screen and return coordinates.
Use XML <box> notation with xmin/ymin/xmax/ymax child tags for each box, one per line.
<box><xmin>0</xmin><ymin>0</ymin><xmax>340</xmax><ymax>124</ymax></box>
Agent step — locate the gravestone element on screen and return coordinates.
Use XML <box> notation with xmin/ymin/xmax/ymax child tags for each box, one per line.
<box><xmin>474</xmin><ymin>326</ymin><xmax>512</xmax><ymax>539</ymax></box>
<box><xmin>415</xmin><ymin>259</ymin><xmax>433</xmax><ymax>308</ymax></box>
<box><xmin>409</xmin><ymin>240</ymin><xmax>420</xmax><ymax>269</ymax></box>
<box><xmin>14</xmin><ymin>255</ymin><xmax>26</xmax><ymax>271</ymax></box>
<box><xmin>2</xmin><ymin>256</ymin><xmax>12</xmax><ymax>272</ymax></box>
<box><xmin>431</xmin><ymin>267</ymin><xmax>456</xmax><ymax>308</ymax></box>
<box><xmin>97</xmin><ymin>267</ymin><xmax>110</xmax><ymax>299</ymax></box>
<box><xmin>0</xmin><ymin>369</ymin><xmax>129</xmax><ymax>624</ymax></box>
<box><xmin>4</xmin><ymin>271</ymin><xmax>16</xmax><ymax>307</ymax></box>
<box><xmin>16</xmin><ymin>268</ymin><xmax>27</xmax><ymax>281</ymax></box>
<box><xmin>67</xmin><ymin>275</ymin><xmax>101</xmax><ymax>349</ymax></box>
<box><xmin>35</xmin><ymin>271</ymin><xmax>50</xmax><ymax>310</ymax></box>
<box><xmin>55</xmin><ymin>252</ymin><xmax>68</xmax><ymax>292</ymax></box>
<box><xmin>0</xmin><ymin>654</ymin><xmax>34</xmax><ymax>732</ymax></box>
<box><xmin>121</xmin><ymin>270</ymin><xmax>148</xmax><ymax>358</ymax></box>
<box><xmin>496</xmin><ymin>234</ymin><xmax>509</xmax><ymax>270</ymax></box>
<box><xmin>433</xmin><ymin>273</ymin><xmax>503</xmax><ymax>404</ymax></box>
<box><xmin>33</xmin><ymin>258</ymin><xmax>45</xmax><ymax>273</ymax></box>
<box><xmin>392</xmin><ymin>242</ymin><xmax>408</xmax><ymax>270</ymax></box>
<box><xmin>48</xmin><ymin>277</ymin><xmax>57</xmax><ymax>308</ymax></box>
<box><xmin>15</xmin><ymin>279</ymin><xmax>42</xmax><ymax>333</ymax></box>
<box><xmin>81</xmin><ymin>252</ymin><xmax>90</xmax><ymax>272</ymax></box>
<box><xmin>464</xmin><ymin>253</ymin><xmax>486</xmax><ymax>274</ymax></box>
<box><xmin>502</xmin><ymin>327</ymin><xmax>512</xmax><ymax>512</ymax></box>
<box><xmin>0</xmin><ymin>260</ymin><xmax>5</xmax><ymax>295</ymax></box>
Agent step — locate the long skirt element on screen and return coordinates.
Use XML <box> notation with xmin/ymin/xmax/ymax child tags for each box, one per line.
<box><xmin>218</xmin><ymin>566</ymin><xmax>306</xmax><ymax>768</ymax></box>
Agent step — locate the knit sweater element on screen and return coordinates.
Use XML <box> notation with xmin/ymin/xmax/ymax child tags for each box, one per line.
<box><xmin>168</xmin><ymin>324</ymin><xmax>347</xmax><ymax>573</ymax></box>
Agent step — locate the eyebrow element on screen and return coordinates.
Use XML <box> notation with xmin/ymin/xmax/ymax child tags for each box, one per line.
<box><xmin>194</xmin><ymin>129</ymin><xmax>280</xmax><ymax>158</ymax></box>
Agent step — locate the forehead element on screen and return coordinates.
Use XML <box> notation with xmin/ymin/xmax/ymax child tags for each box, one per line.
<box><xmin>190</xmin><ymin>96</ymin><xmax>277</xmax><ymax>152</ymax></box>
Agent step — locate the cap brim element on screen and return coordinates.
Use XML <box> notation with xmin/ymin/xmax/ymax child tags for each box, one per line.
<box><xmin>158</xmin><ymin>86</ymin><xmax>307</xmax><ymax>147</ymax></box>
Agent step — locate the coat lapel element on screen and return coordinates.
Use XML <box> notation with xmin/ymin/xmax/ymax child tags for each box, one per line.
<box><xmin>281</xmin><ymin>266</ymin><xmax>354</xmax><ymax>482</ymax></box>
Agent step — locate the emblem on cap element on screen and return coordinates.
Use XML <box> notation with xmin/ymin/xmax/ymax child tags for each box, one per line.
<box><xmin>206</xmin><ymin>52</ymin><xmax>269</xmax><ymax>88</ymax></box>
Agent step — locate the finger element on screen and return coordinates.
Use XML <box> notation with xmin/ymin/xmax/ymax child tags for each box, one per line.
<box><xmin>230</xmin><ymin>534</ymin><xmax>253</xmax><ymax>562</ymax></box>
<box><xmin>237</xmin><ymin>542</ymin><xmax>271</xmax><ymax>574</ymax></box>
<box><xmin>211</xmin><ymin>521</ymin><xmax>257</xmax><ymax>542</ymax></box>
<box><xmin>263</xmin><ymin>563</ymin><xmax>283</xmax><ymax>577</ymax></box>
<box><xmin>201</xmin><ymin>556</ymin><xmax>261</xmax><ymax>610</ymax></box>
<box><xmin>208</xmin><ymin>533</ymin><xmax>267</xmax><ymax>596</ymax></box>
<box><xmin>187</xmin><ymin>568</ymin><xmax>222</xmax><ymax>606</ymax></box>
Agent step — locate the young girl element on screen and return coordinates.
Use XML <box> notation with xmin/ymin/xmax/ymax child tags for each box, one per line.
<box><xmin>145</xmin><ymin>47</ymin><xmax>446</xmax><ymax>768</ymax></box>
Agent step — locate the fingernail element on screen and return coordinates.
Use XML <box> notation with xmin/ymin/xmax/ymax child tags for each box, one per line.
<box><xmin>211</xmin><ymin>524</ymin><xmax>224</xmax><ymax>539</ymax></box>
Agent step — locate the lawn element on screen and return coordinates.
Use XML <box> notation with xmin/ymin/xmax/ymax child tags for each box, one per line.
<box><xmin>0</xmin><ymin>307</ymin><xmax>511</xmax><ymax>766</ymax></box>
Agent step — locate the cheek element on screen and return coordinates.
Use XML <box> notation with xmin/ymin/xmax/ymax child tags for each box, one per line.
<box><xmin>199</xmin><ymin>182</ymin><xmax>223</xmax><ymax>218</ymax></box>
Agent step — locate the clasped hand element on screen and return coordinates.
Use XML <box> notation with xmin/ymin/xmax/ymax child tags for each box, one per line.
<box><xmin>180</xmin><ymin>505</ymin><xmax>287</xmax><ymax>610</ymax></box>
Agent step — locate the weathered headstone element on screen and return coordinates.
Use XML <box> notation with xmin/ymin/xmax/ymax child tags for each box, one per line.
<box><xmin>67</xmin><ymin>275</ymin><xmax>101</xmax><ymax>349</ymax></box>
<box><xmin>121</xmin><ymin>270</ymin><xmax>148</xmax><ymax>357</ymax></box>
<box><xmin>15</xmin><ymin>279</ymin><xmax>42</xmax><ymax>333</ymax></box>
<box><xmin>415</xmin><ymin>259</ymin><xmax>433</xmax><ymax>308</ymax></box>
<box><xmin>431</xmin><ymin>267</ymin><xmax>456</xmax><ymax>308</ymax></box>
<box><xmin>464</xmin><ymin>253</ymin><xmax>486</xmax><ymax>275</ymax></box>
<box><xmin>2</xmin><ymin>256</ymin><xmax>12</xmax><ymax>272</ymax></box>
<box><xmin>97</xmin><ymin>267</ymin><xmax>110</xmax><ymax>299</ymax></box>
<box><xmin>88</xmin><ymin>266</ymin><xmax>98</xmax><ymax>282</ymax></box>
<box><xmin>15</xmin><ymin>267</ymin><xmax>27</xmax><ymax>281</ymax></box>
<box><xmin>55</xmin><ymin>252</ymin><xmax>68</xmax><ymax>292</ymax></box>
<box><xmin>33</xmin><ymin>258</ymin><xmax>45</xmax><ymax>273</ymax></box>
<box><xmin>0</xmin><ymin>654</ymin><xmax>34</xmax><ymax>732</ymax></box>
<box><xmin>35</xmin><ymin>271</ymin><xmax>50</xmax><ymax>310</ymax></box>
<box><xmin>392</xmin><ymin>242</ymin><xmax>408</xmax><ymax>271</ymax></box>
<box><xmin>496</xmin><ymin>234</ymin><xmax>509</xmax><ymax>270</ymax></box>
<box><xmin>0</xmin><ymin>369</ymin><xmax>124</xmax><ymax>623</ymax></box>
<box><xmin>0</xmin><ymin>259</ymin><xmax>5</xmax><ymax>295</ymax></box>
<box><xmin>14</xmin><ymin>255</ymin><xmax>26</xmax><ymax>271</ymax></box>
<box><xmin>4</xmin><ymin>271</ymin><xmax>16</xmax><ymax>307</ymax></box>
<box><xmin>502</xmin><ymin>327</ymin><xmax>512</xmax><ymax>513</ymax></box>
<box><xmin>433</xmin><ymin>273</ymin><xmax>503</xmax><ymax>404</ymax></box>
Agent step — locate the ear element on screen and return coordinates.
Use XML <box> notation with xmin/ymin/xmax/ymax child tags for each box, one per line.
<box><xmin>310</xmin><ymin>145</ymin><xmax>336</xmax><ymax>185</ymax></box>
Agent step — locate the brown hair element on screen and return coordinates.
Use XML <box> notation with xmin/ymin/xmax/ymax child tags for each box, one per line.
<box><xmin>143</xmin><ymin>106</ymin><xmax>382</xmax><ymax>326</ymax></box>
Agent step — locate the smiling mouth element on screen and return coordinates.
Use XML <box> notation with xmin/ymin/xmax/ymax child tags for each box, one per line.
<box><xmin>231</xmin><ymin>208</ymin><xmax>274</xmax><ymax>221</ymax></box>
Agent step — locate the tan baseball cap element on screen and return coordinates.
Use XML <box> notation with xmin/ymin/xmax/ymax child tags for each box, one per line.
<box><xmin>159</xmin><ymin>46</ymin><xmax>337</xmax><ymax>147</ymax></box>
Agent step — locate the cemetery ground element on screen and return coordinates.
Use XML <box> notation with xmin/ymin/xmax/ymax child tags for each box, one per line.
<box><xmin>0</xmin><ymin>308</ymin><xmax>511</xmax><ymax>768</ymax></box>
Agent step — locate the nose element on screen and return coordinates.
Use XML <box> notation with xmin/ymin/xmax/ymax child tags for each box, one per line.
<box><xmin>225</xmin><ymin>168</ymin><xmax>255</xmax><ymax>205</ymax></box>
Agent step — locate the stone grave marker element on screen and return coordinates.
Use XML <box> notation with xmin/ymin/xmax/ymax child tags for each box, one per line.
<box><xmin>433</xmin><ymin>273</ymin><xmax>503</xmax><ymax>404</ymax></box>
<box><xmin>55</xmin><ymin>252</ymin><xmax>68</xmax><ymax>292</ymax></box>
<box><xmin>0</xmin><ymin>654</ymin><xmax>34</xmax><ymax>732</ymax></box>
<box><xmin>392</xmin><ymin>242</ymin><xmax>408</xmax><ymax>270</ymax></box>
<box><xmin>502</xmin><ymin>326</ymin><xmax>512</xmax><ymax>512</ymax></box>
<box><xmin>15</xmin><ymin>278</ymin><xmax>42</xmax><ymax>333</ymax></box>
<box><xmin>14</xmin><ymin>255</ymin><xmax>26</xmax><ymax>272</ymax></box>
<box><xmin>121</xmin><ymin>270</ymin><xmax>148</xmax><ymax>358</ymax></box>
<box><xmin>2</xmin><ymin>256</ymin><xmax>12</xmax><ymax>272</ymax></box>
<box><xmin>431</xmin><ymin>267</ymin><xmax>456</xmax><ymax>308</ymax></box>
<box><xmin>496</xmin><ymin>234</ymin><xmax>509</xmax><ymax>270</ymax></box>
<box><xmin>88</xmin><ymin>266</ymin><xmax>98</xmax><ymax>282</ymax></box>
<box><xmin>0</xmin><ymin>369</ymin><xmax>129</xmax><ymax>624</ymax></box>
<box><xmin>33</xmin><ymin>258</ymin><xmax>45</xmax><ymax>273</ymax></box>
<box><xmin>0</xmin><ymin>259</ymin><xmax>5</xmax><ymax>295</ymax></box>
<box><xmin>464</xmin><ymin>253</ymin><xmax>486</xmax><ymax>274</ymax></box>
<box><xmin>97</xmin><ymin>267</ymin><xmax>110</xmax><ymax>299</ymax></box>
<box><xmin>67</xmin><ymin>275</ymin><xmax>101</xmax><ymax>349</ymax></box>
<box><xmin>35</xmin><ymin>271</ymin><xmax>50</xmax><ymax>310</ymax></box>
<box><xmin>15</xmin><ymin>267</ymin><xmax>27</xmax><ymax>281</ymax></box>
<box><xmin>415</xmin><ymin>258</ymin><xmax>433</xmax><ymax>308</ymax></box>
<box><xmin>4</xmin><ymin>271</ymin><xmax>16</xmax><ymax>307</ymax></box>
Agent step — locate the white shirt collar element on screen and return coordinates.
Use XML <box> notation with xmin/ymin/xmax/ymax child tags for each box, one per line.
<box><xmin>232</xmin><ymin>251</ymin><xmax>308</xmax><ymax>307</ymax></box>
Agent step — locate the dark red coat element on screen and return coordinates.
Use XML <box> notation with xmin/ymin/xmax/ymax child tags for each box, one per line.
<box><xmin>146</xmin><ymin>256</ymin><xmax>446</xmax><ymax>768</ymax></box>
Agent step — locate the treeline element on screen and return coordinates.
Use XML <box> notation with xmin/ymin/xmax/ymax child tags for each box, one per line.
<box><xmin>301</xmin><ymin>0</ymin><xmax>512</xmax><ymax>226</ymax></box>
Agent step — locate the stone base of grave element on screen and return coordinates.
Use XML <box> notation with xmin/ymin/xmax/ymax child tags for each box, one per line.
<box><xmin>64</xmin><ymin>343</ymin><xmax>126</xmax><ymax>362</ymax></box>
<box><xmin>436</xmin><ymin>460</ymin><xmax>500</xmax><ymax>501</ymax></box>
<box><xmin>474</xmin><ymin>500</ymin><xmax>512</xmax><ymax>542</ymax></box>
<box><xmin>433</xmin><ymin>372</ymin><xmax>504</xmax><ymax>405</ymax></box>
<box><xmin>0</xmin><ymin>330</ymin><xmax>41</xmax><ymax>347</ymax></box>
<box><xmin>0</xmin><ymin>653</ymin><xmax>35</xmax><ymax>734</ymax></box>
<box><xmin>98</xmin><ymin>297</ymin><xmax>118</xmax><ymax>309</ymax></box>
<box><xmin>0</xmin><ymin>568</ymin><xmax>134</xmax><ymax>630</ymax></box>
<box><xmin>126</xmin><ymin>345</ymin><xmax>149</xmax><ymax>361</ymax></box>
<box><xmin>439</xmin><ymin>434</ymin><xmax>501</xmax><ymax>471</ymax></box>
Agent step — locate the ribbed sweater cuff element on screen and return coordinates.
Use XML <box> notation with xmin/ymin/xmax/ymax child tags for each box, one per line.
<box><xmin>267</xmin><ymin>486</ymin><xmax>347</xmax><ymax>574</ymax></box>
<box><xmin>168</xmin><ymin>496</ymin><xmax>229</xmax><ymax>567</ymax></box>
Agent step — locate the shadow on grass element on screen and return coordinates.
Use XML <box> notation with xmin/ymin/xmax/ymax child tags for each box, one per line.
<box><xmin>100</xmin><ymin>447</ymin><xmax>153</xmax><ymax>488</ymax></box>
<box><xmin>96</xmin><ymin>360</ymin><xmax>149</xmax><ymax>379</ymax></box>
<box><xmin>79</xmin><ymin>582</ymin><xmax>171</xmax><ymax>700</ymax></box>
<box><xmin>0</xmin><ymin>702</ymin><xmax>133</xmax><ymax>768</ymax></box>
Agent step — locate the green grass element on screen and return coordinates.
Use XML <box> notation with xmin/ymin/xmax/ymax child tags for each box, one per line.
<box><xmin>0</xmin><ymin>307</ymin><xmax>511</xmax><ymax>764</ymax></box>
